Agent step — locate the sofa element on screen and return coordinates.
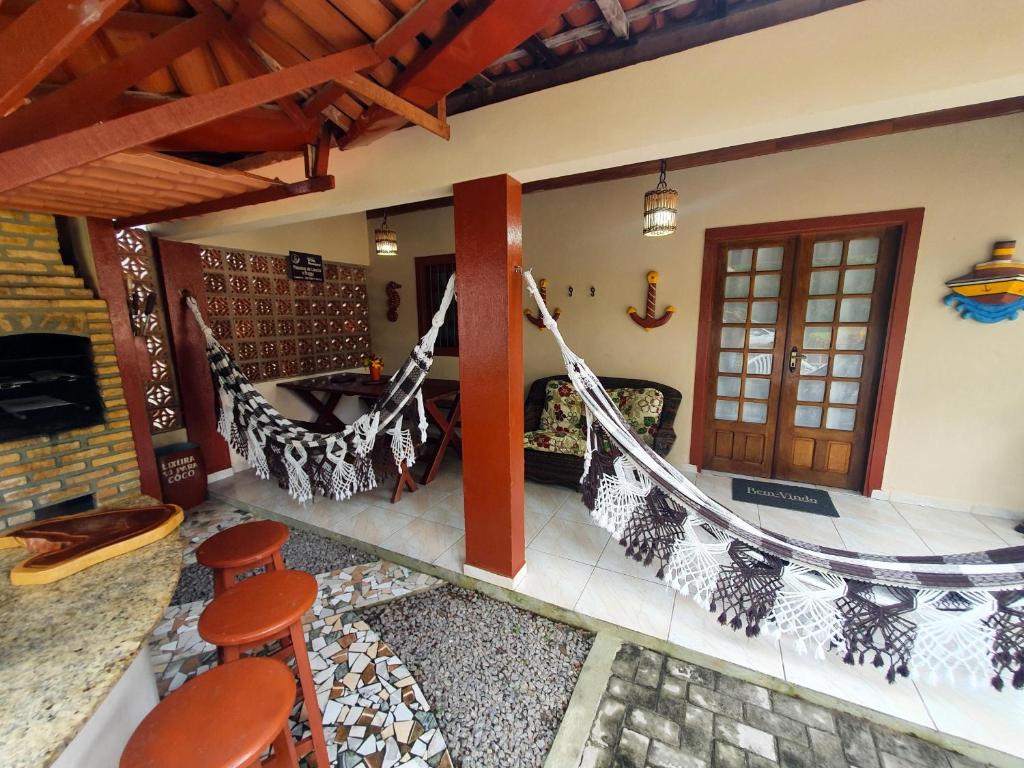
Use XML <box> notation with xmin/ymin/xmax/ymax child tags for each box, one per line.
<box><xmin>523</xmin><ymin>375</ymin><xmax>682</xmax><ymax>489</ymax></box>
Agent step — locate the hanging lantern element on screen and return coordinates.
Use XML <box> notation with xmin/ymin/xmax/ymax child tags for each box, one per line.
<box><xmin>642</xmin><ymin>159</ymin><xmax>678</xmax><ymax>237</ymax></box>
<box><xmin>375</xmin><ymin>214</ymin><xmax>398</xmax><ymax>256</ymax></box>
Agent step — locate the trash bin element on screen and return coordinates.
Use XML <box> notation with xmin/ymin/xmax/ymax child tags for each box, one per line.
<box><xmin>155</xmin><ymin>442</ymin><xmax>207</xmax><ymax>509</ymax></box>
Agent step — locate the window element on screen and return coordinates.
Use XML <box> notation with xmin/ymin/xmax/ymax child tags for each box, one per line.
<box><xmin>415</xmin><ymin>254</ymin><xmax>458</xmax><ymax>356</ymax></box>
<box><xmin>115</xmin><ymin>228</ymin><xmax>183</xmax><ymax>434</ymax></box>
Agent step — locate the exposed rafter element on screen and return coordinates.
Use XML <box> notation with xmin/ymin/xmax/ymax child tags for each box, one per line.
<box><xmin>0</xmin><ymin>0</ymin><xmax>130</xmax><ymax>116</ymax></box>
<box><xmin>594</xmin><ymin>0</ymin><xmax>630</xmax><ymax>38</ymax></box>
<box><xmin>0</xmin><ymin>46</ymin><xmax>381</xmax><ymax>192</ymax></box>
<box><xmin>0</xmin><ymin>1</ymin><xmax>183</xmax><ymax>34</ymax></box>
<box><xmin>338</xmin><ymin>74</ymin><xmax>450</xmax><ymax>140</ymax></box>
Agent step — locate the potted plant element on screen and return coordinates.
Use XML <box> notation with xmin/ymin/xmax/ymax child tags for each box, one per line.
<box><xmin>363</xmin><ymin>353</ymin><xmax>384</xmax><ymax>382</ymax></box>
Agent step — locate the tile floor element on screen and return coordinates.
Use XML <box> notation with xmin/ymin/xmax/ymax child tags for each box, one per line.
<box><xmin>209</xmin><ymin>461</ymin><xmax>1024</xmax><ymax>760</ymax></box>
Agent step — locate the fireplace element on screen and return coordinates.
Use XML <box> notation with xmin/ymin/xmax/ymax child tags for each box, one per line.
<box><xmin>0</xmin><ymin>333</ymin><xmax>105</xmax><ymax>441</ymax></box>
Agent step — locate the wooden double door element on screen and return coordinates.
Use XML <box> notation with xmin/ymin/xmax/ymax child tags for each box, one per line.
<box><xmin>702</xmin><ymin>226</ymin><xmax>900</xmax><ymax>490</ymax></box>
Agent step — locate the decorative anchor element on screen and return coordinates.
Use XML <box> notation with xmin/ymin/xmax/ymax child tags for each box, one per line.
<box><xmin>385</xmin><ymin>281</ymin><xmax>401</xmax><ymax>322</ymax></box>
<box><xmin>524</xmin><ymin>278</ymin><xmax>561</xmax><ymax>329</ymax></box>
<box><xmin>627</xmin><ymin>271</ymin><xmax>675</xmax><ymax>331</ymax></box>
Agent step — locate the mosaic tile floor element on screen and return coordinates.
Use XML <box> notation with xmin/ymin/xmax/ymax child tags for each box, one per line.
<box><xmin>152</xmin><ymin>504</ymin><xmax>449</xmax><ymax>767</ymax></box>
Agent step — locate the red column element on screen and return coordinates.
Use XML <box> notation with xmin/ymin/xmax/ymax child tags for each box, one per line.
<box><xmin>454</xmin><ymin>174</ymin><xmax>526</xmax><ymax>583</ymax></box>
<box><xmin>85</xmin><ymin>218</ymin><xmax>162</xmax><ymax>500</ymax></box>
<box><xmin>156</xmin><ymin>238</ymin><xmax>232</xmax><ymax>474</ymax></box>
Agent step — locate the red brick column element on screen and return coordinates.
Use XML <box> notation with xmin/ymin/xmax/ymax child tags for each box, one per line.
<box><xmin>454</xmin><ymin>174</ymin><xmax>526</xmax><ymax>584</ymax></box>
<box><xmin>156</xmin><ymin>238</ymin><xmax>232</xmax><ymax>474</ymax></box>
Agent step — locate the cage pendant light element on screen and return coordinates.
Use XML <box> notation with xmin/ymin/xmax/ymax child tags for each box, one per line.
<box><xmin>375</xmin><ymin>214</ymin><xmax>398</xmax><ymax>256</ymax></box>
<box><xmin>642</xmin><ymin>159</ymin><xmax>678</xmax><ymax>237</ymax></box>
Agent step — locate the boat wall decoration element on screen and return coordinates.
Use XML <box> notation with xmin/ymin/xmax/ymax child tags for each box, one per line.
<box><xmin>944</xmin><ymin>240</ymin><xmax>1024</xmax><ymax>323</ymax></box>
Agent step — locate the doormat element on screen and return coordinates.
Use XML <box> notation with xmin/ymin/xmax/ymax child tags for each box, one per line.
<box><xmin>731</xmin><ymin>478</ymin><xmax>839</xmax><ymax>517</ymax></box>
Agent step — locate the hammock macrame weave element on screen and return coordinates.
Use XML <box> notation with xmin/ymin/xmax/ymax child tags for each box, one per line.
<box><xmin>185</xmin><ymin>273</ymin><xmax>456</xmax><ymax>506</ymax></box>
<box><xmin>522</xmin><ymin>270</ymin><xmax>1023</xmax><ymax>690</ymax></box>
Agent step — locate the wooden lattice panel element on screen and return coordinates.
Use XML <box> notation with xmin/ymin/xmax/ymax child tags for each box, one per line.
<box><xmin>201</xmin><ymin>247</ymin><xmax>371</xmax><ymax>382</ymax></box>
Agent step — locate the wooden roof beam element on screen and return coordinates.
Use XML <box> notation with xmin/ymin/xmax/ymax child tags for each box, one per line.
<box><xmin>0</xmin><ymin>45</ymin><xmax>381</xmax><ymax>192</ymax></box>
<box><xmin>0</xmin><ymin>11</ymin><xmax>229</xmax><ymax>151</ymax></box>
<box><xmin>114</xmin><ymin>175</ymin><xmax>335</xmax><ymax>227</ymax></box>
<box><xmin>594</xmin><ymin>0</ymin><xmax>630</xmax><ymax>39</ymax></box>
<box><xmin>0</xmin><ymin>1</ymin><xmax>184</xmax><ymax>34</ymax></box>
<box><xmin>373</xmin><ymin>0</ymin><xmax>460</xmax><ymax>61</ymax></box>
<box><xmin>338</xmin><ymin>74</ymin><xmax>450</xmax><ymax>140</ymax></box>
<box><xmin>0</xmin><ymin>0</ymin><xmax>131</xmax><ymax>116</ymax></box>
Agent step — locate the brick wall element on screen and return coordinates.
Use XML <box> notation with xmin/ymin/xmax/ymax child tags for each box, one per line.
<box><xmin>0</xmin><ymin>209</ymin><xmax>142</xmax><ymax>530</ymax></box>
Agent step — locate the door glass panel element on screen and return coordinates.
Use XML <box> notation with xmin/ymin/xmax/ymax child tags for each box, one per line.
<box><xmin>797</xmin><ymin>380</ymin><xmax>825</xmax><ymax>402</ymax></box>
<box><xmin>742</xmin><ymin>402</ymin><xmax>768</xmax><ymax>424</ymax></box>
<box><xmin>745</xmin><ymin>378</ymin><xmax>770</xmax><ymax>399</ymax></box>
<box><xmin>717</xmin><ymin>376</ymin><xmax>741</xmax><ymax>397</ymax></box>
<box><xmin>809</xmin><ymin>270</ymin><xmax>839</xmax><ymax>295</ymax></box>
<box><xmin>746</xmin><ymin>352</ymin><xmax>773</xmax><ymax>375</ymax></box>
<box><xmin>835</xmin><ymin>326</ymin><xmax>867</xmax><ymax>350</ymax></box>
<box><xmin>794</xmin><ymin>405</ymin><xmax>822</xmax><ymax>428</ymax></box>
<box><xmin>803</xmin><ymin>326</ymin><xmax>832</xmax><ymax>350</ymax></box>
<box><xmin>725</xmin><ymin>275</ymin><xmax>750</xmax><ymax>298</ymax></box>
<box><xmin>719</xmin><ymin>352</ymin><xmax>743</xmax><ymax>373</ymax></box>
<box><xmin>723</xmin><ymin>301</ymin><xmax>747</xmax><ymax>323</ymax></box>
<box><xmin>839</xmin><ymin>297</ymin><xmax>871</xmax><ymax>322</ymax></box>
<box><xmin>805</xmin><ymin>298</ymin><xmax>836</xmax><ymax>322</ymax></box>
<box><xmin>755</xmin><ymin>246</ymin><xmax>784</xmax><ymax>271</ymax></box>
<box><xmin>727</xmin><ymin>249</ymin><xmax>753</xmax><ymax>272</ymax></box>
<box><xmin>715</xmin><ymin>399</ymin><xmax>739</xmax><ymax>421</ymax></box>
<box><xmin>833</xmin><ymin>354</ymin><xmax>863</xmax><ymax>378</ymax></box>
<box><xmin>748</xmin><ymin>327</ymin><xmax>775</xmax><ymax>349</ymax></box>
<box><xmin>829</xmin><ymin>381</ymin><xmax>860</xmax><ymax>404</ymax></box>
<box><xmin>801</xmin><ymin>354</ymin><xmax>829</xmax><ymax>376</ymax></box>
<box><xmin>753</xmin><ymin>274</ymin><xmax>781</xmax><ymax>298</ymax></box>
<box><xmin>812</xmin><ymin>241</ymin><xmax>843</xmax><ymax>267</ymax></box>
<box><xmin>843</xmin><ymin>268</ymin><xmax>876</xmax><ymax>294</ymax></box>
<box><xmin>826</xmin><ymin>407</ymin><xmax>856</xmax><ymax>431</ymax></box>
<box><xmin>847</xmin><ymin>238</ymin><xmax>879</xmax><ymax>265</ymax></box>
<box><xmin>750</xmin><ymin>301</ymin><xmax>777</xmax><ymax>323</ymax></box>
<box><xmin>720</xmin><ymin>327</ymin><xmax>745</xmax><ymax>348</ymax></box>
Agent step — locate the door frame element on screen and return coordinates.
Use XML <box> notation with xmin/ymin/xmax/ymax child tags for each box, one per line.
<box><xmin>690</xmin><ymin>208</ymin><xmax>925</xmax><ymax>496</ymax></box>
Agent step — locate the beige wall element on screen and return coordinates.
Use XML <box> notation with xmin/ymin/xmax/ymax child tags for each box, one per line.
<box><xmin>156</xmin><ymin>0</ymin><xmax>1024</xmax><ymax>240</ymax></box>
<box><xmin>185</xmin><ymin>212</ymin><xmax>370</xmax><ymax>265</ymax></box>
<box><xmin>367</xmin><ymin>115</ymin><xmax>1024</xmax><ymax>513</ymax></box>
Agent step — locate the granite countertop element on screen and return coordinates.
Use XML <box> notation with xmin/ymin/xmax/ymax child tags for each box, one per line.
<box><xmin>0</xmin><ymin>532</ymin><xmax>182</xmax><ymax>768</ymax></box>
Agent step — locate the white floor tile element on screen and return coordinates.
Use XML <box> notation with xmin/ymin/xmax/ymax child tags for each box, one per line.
<box><xmin>758</xmin><ymin>507</ymin><xmax>845</xmax><ymax>548</ymax></box>
<box><xmin>530</xmin><ymin>518</ymin><xmax>611</xmax><ymax>565</ymax></box>
<box><xmin>575</xmin><ymin>568</ymin><xmax>675</xmax><ymax>639</ymax></box>
<box><xmin>517</xmin><ymin>549</ymin><xmax>594</xmax><ymax>611</ymax></box>
<box><xmin>893</xmin><ymin>502</ymin><xmax>996</xmax><ymax>538</ymax></box>
<box><xmin>525</xmin><ymin>509</ymin><xmax>553</xmax><ymax>546</ymax></box>
<box><xmin>916</xmin><ymin>677</ymin><xmax>1024</xmax><ymax>759</ymax></box>
<box><xmin>554</xmin><ymin>497</ymin><xmax>602</xmax><ymax>527</ymax></box>
<box><xmin>334</xmin><ymin>506</ymin><xmax>415</xmax><ymax>546</ymax></box>
<box><xmin>381</xmin><ymin>518</ymin><xmax>464</xmax><ymax>563</ymax></box>
<box><xmin>913</xmin><ymin>526</ymin><xmax>1008</xmax><ymax>555</ymax></box>
<box><xmin>525</xmin><ymin>481</ymin><xmax>574</xmax><ymax>517</ymax></box>
<box><xmin>976</xmin><ymin>514</ymin><xmax>1024</xmax><ymax>547</ymax></box>
<box><xmin>432</xmin><ymin>537</ymin><xmax>465</xmax><ymax>572</ymax></box>
<box><xmin>420</xmin><ymin>493</ymin><xmax>465</xmax><ymax>530</ymax></box>
<box><xmin>595</xmin><ymin>538</ymin><xmax>662</xmax><ymax>584</ymax></box>
<box><xmin>829</xmin><ymin>493</ymin><xmax>904</xmax><ymax>526</ymax></box>
<box><xmin>367</xmin><ymin>484</ymin><xmax>452</xmax><ymax>516</ymax></box>
<box><xmin>669</xmin><ymin>595</ymin><xmax>785</xmax><ymax>679</ymax></box>
<box><xmin>832</xmin><ymin>517</ymin><xmax>932</xmax><ymax>556</ymax></box>
<box><xmin>780</xmin><ymin>644</ymin><xmax>933</xmax><ymax>728</ymax></box>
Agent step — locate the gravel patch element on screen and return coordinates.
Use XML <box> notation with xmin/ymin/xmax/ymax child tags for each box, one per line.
<box><xmin>360</xmin><ymin>584</ymin><xmax>594</xmax><ymax>768</ymax></box>
<box><xmin>171</xmin><ymin>523</ymin><xmax>372</xmax><ymax>605</ymax></box>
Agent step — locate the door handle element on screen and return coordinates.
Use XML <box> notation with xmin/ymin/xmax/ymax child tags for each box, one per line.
<box><xmin>789</xmin><ymin>346</ymin><xmax>806</xmax><ymax>373</ymax></box>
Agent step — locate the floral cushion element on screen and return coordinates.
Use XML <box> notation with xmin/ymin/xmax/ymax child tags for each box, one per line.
<box><xmin>532</xmin><ymin>380</ymin><xmax>666</xmax><ymax>453</ymax></box>
<box><xmin>523</xmin><ymin>429</ymin><xmax>587</xmax><ymax>457</ymax></box>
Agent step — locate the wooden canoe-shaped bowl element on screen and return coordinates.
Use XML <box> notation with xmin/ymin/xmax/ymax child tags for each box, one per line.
<box><xmin>0</xmin><ymin>504</ymin><xmax>183</xmax><ymax>585</ymax></box>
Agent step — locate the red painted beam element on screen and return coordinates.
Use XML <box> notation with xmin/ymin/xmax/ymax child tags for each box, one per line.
<box><xmin>115</xmin><ymin>176</ymin><xmax>335</xmax><ymax>227</ymax></box>
<box><xmin>156</xmin><ymin>238</ymin><xmax>232</xmax><ymax>474</ymax></box>
<box><xmin>0</xmin><ymin>0</ymin><xmax>131</xmax><ymax>116</ymax></box>
<box><xmin>0</xmin><ymin>11</ymin><xmax>229</xmax><ymax>152</ymax></box>
<box><xmin>373</xmin><ymin>0</ymin><xmax>460</xmax><ymax>60</ymax></box>
<box><xmin>454</xmin><ymin>174</ymin><xmax>525</xmax><ymax>581</ymax></box>
<box><xmin>342</xmin><ymin>0</ymin><xmax>576</xmax><ymax>148</ymax></box>
<box><xmin>0</xmin><ymin>45</ymin><xmax>381</xmax><ymax>193</ymax></box>
<box><xmin>85</xmin><ymin>218</ymin><xmax>163</xmax><ymax>500</ymax></box>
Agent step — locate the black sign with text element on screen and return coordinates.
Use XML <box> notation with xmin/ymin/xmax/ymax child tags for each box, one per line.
<box><xmin>288</xmin><ymin>250</ymin><xmax>324</xmax><ymax>282</ymax></box>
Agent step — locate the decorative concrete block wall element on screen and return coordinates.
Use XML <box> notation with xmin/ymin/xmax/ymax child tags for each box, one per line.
<box><xmin>0</xmin><ymin>209</ymin><xmax>141</xmax><ymax>530</ymax></box>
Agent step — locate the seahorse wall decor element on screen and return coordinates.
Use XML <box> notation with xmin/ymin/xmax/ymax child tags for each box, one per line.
<box><xmin>627</xmin><ymin>271</ymin><xmax>675</xmax><ymax>330</ymax></box>
<box><xmin>385</xmin><ymin>281</ymin><xmax>401</xmax><ymax>322</ymax></box>
<box><xmin>524</xmin><ymin>277</ymin><xmax>561</xmax><ymax>329</ymax></box>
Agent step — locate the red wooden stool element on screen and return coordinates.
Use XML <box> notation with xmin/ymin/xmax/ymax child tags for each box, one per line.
<box><xmin>196</xmin><ymin>520</ymin><xmax>289</xmax><ymax>596</ymax></box>
<box><xmin>120</xmin><ymin>657</ymin><xmax>299</xmax><ymax>768</ymax></box>
<box><xmin>198</xmin><ymin>569</ymin><xmax>329</xmax><ymax>768</ymax></box>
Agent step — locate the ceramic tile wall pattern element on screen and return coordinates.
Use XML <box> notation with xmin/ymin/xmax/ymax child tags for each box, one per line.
<box><xmin>199</xmin><ymin>247</ymin><xmax>371</xmax><ymax>382</ymax></box>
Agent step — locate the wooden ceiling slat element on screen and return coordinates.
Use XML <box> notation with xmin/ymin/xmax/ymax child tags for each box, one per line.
<box><xmin>107</xmin><ymin>151</ymin><xmax>276</xmax><ymax>189</ymax></box>
<box><xmin>170</xmin><ymin>45</ymin><xmax>225</xmax><ymax>94</ymax></box>
<box><xmin>29</xmin><ymin>177</ymin><xmax>201</xmax><ymax>207</ymax></box>
<box><xmin>61</xmin><ymin>35</ymin><xmax>116</xmax><ymax>80</ymax></box>
<box><xmin>277</xmin><ymin>0</ymin><xmax>365</xmax><ymax>50</ymax></box>
<box><xmin>208</xmin><ymin>37</ymin><xmax>253</xmax><ymax>83</ymax></box>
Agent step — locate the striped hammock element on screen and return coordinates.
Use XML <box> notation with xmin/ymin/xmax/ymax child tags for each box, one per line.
<box><xmin>521</xmin><ymin>270</ymin><xmax>1023</xmax><ymax>690</ymax></box>
<box><xmin>185</xmin><ymin>273</ymin><xmax>456</xmax><ymax>505</ymax></box>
